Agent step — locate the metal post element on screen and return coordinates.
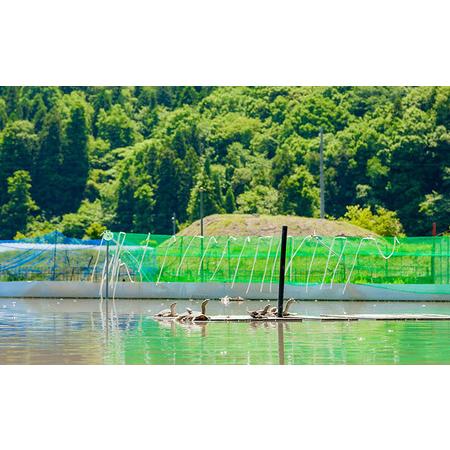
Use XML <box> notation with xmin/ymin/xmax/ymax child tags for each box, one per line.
<box><xmin>319</xmin><ymin>127</ymin><xmax>325</xmax><ymax>219</ymax></box>
<box><xmin>431</xmin><ymin>223</ymin><xmax>436</xmax><ymax>283</ymax></box>
<box><xmin>105</xmin><ymin>240</ymin><xmax>109</xmax><ymax>319</ymax></box>
<box><xmin>51</xmin><ymin>231</ymin><xmax>57</xmax><ymax>281</ymax></box>
<box><xmin>172</xmin><ymin>212</ymin><xmax>176</xmax><ymax>235</ymax></box>
<box><xmin>200</xmin><ymin>188</ymin><xmax>204</xmax><ymax>236</ymax></box>
<box><xmin>200</xmin><ymin>188</ymin><xmax>205</xmax><ymax>281</ymax></box>
<box><xmin>277</xmin><ymin>226</ymin><xmax>288</xmax><ymax>317</ymax></box>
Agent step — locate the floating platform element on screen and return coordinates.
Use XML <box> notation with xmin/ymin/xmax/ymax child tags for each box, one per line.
<box><xmin>157</xmin><ymin>313</ymin><xmax>450</xmax><ymax>323</ymax></box>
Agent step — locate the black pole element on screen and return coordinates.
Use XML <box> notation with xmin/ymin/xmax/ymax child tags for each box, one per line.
<box><xmin>105</xmin><ymin>240</ymin><xmax>109</xmax><ymax>319</ymax></box>
<box><xmin>277</xmin><ymin>225</ymin><xmax>288</xmax><ymax>317</ymax></box>
<box><xmin>200</xmin><ymin>188</ymin><xmax>204</xmax><ymax>281</ymax></box>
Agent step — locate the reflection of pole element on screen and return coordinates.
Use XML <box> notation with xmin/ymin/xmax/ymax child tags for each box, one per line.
<box><xmin>277</xmin><ymin>226</ymin><xmax>288</xmax><ymax>317</ymax></box>
<box><xmin>277</xmin><ymin>322</ymin><xmax>285</xmax><ymax>365</ymax></box>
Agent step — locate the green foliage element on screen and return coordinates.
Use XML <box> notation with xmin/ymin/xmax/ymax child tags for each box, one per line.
<box><xmin>0</xmin><ymin>120</ymin><xmax>38</xmax><ymax>204</ymax></box>
<box><xmin>59</xmin><ymin>93</ymin><xmax>90</xmax><ymax>214</ymax></box>
<box><xmin>237</xmin><ymin>186</ymin><xmax>279</xmax><ymax>215</ymax></box>
<box><xmin>0</xmin><ymin>170</ymin><xmax>38</xmax><ymax>239</ymax></box>
<box><xmin>343</xmin><ymin>205</ymin><xmax>405</xmax><ymax>236</ymax></box>
<box><xmin>60</xmin><ymin>200</ymin><xmax>104</xmax><ymax>238</ymax></box>
<box><xmin>0</xmin><ymin>86</ymin><xmax>449</xmax><ymax>237</ymax></box>
<box><xmin>279</xmin><ymin>166</ymin><xmax>319</xmax><ymax>217</ymax></box>
<box><xmin>224</xmin><ymin>187</ymin><xmax>236</xmax><ymax>213</ymax></box>
<box><xmin>85</xmin><ymin>222</ymin><xmax>106</xmax><ymax>239</ymax></box>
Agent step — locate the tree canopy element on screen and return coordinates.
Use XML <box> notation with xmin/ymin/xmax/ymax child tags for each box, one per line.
<box><xmin>0</xmin><ymin>86</ymin><xmax>448</xmax><ymax>238</ymax></box>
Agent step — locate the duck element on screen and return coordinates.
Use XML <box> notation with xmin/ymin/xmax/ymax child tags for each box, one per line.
<box><xmin>154</xmin><ymin>302</ymin><xmax>178</xmax><ymax>318</ymax></box>
<box><xmin>187</xmin><ymin>300</ymin><xmax>210</xmax><ymax>322</ymax></box>
<box><xmin>282</xmin><ymin>298</ymin><xmax>296</xmax><ymax>317</ymax></box>
<box><xmin>248</xmin><ymin>304</ymin><xmax>271</xmax><ymax>319</ymax></box>
<box><xmin>176</xmin><ymin>307</ymin><xmax>193</xmax><ymax>323</ymax></box>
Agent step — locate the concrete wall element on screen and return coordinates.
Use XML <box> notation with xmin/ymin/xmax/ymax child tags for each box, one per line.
<box><xmin>0</xmin><ymin>281</ymin><xmax>449</xmax><ymax>301</ymax></box>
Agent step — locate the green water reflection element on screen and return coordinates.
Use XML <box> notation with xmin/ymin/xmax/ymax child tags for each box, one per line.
<box><xmin>113</xmin><ymin>318</ymin><xmax>450</xmax><ymax>365</ymax></box>
<box><xmin>2</xmin><ymin>298</ymin><xmax>450</xmax><ymax>364</ymax></box>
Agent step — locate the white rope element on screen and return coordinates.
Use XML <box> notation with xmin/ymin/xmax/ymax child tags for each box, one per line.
<box><xmin>156</xmin><ymin>235</ymin><xmax>177</xmax><ymax>285</ymax></box>
<box><xmin>372</xmin><ymin>237</ymin><xmax>400</xmax><ymax>259</ymax></box>
<box><xmin>320</xmin><ymin>237</ymin><xmax>346</xmax><ymax>289</ymax></box>
<box><xmin>90</xmin><ymin>237</ymin><xmax>104</xmax><ymax>282</ymax></box>
<box><xmin>342</xmin><ymin>237</ymin><xmax>373</xmax><ymax>294</ymax></box>
<box><xmin>246</xmin><ymin>236</ymin><xmax>271</xmax><ymax>294</ymax></box>
<box><xmin>176</xmin><ymin>235</ymin><xmax>203</xmax><ymax>277</ymax></box>
<box><xmin>209</xmin><ymin>236</ymin><xmax>236</xmax><ymax>281</ymax></box>
<box><xmin>260</xmin><ymin>236</ymin><xmax>274</xmax><ymax>292</ymax></box>
<box><xmin>137</xmin><ymin>233</ymin><xmax>151</xmax><ymax>281</ymax></box>
<box><xmin>231</xmin><ymin>236</ymin><xmax>250</xmax><ymax>289</ymax></box>
<box><xmin>269</xmin><ymin>239</ymin><xmax>281</xmax><ymax>292</ymax></box>
<box><xmin>197</xmin><ymin>236</ymin><xmax>218</xmax><ymax>275</ymax></box>
<box><xmin>285</xmin><ymin>235</ymin><xmax>313</xmax><ymax>281</ymax></box>
<box><xmin>305</xmin><ymin>239</ymin><xmax>319</xmax><ymax>293</ymax></box>
<box><xmin>330</xmin><ymin>238</ymin><xmax>348</xmax><ymax>288</ymax></box>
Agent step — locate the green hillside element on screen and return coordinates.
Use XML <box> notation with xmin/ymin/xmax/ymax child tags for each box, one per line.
<box><xmin>0</xmin><ymin>86</ymin><xmax>448</xmax><ymax>239</ymax></box>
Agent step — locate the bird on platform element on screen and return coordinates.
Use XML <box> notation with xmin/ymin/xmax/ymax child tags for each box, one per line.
<box><xmin>248</xmin><ymin>304</ymin><xmax>271</xmax><ymax>319</ymax></box>
<box><xmin>154</xmin><ymin>302</ymin><xmax>178</xmax><ymax>318</ymax></box>
<box><xmin>176</xmin><ymin>307</ymin><xmax>193</xmax><ymax>323</ymax></box>
<box><xmin>282</xmin><ymin>298</ymin><xmax>296</xmax><ymax>317</ymax></box>
<box><xmin>187</xmin><ymin>300</ymin><xmax>210</xmax><ymax>322</ymax></box>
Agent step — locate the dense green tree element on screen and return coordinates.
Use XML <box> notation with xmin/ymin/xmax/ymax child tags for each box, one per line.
<box><xmin>1</xmin><ymin>86</ymin><xmax>449</xmax><ymax>238</ymax></box>
<box><xmin>343</xmin><ymin>205</ymin><xmax>405</xmax><ymax>236</ymax></box>
<box><xmin>132</xmin><ymin>184</ymin><xmax>156</xmax><ymax>232</ymax></box>
<box><xmin>279</xmin><ymin>166</ymin><xmax>319</xmax><ymax>217</ymax></box>
<box><xmin>236</xmin><ymin>186</ymin><xmax>279</xmax><ymax>215</ymax></box>
<box><xmin>224</xmin><ymin>187</ymin><xmax>236</xmax><ymax>213</ymax></box>
<box><xmin>33</xmin><ymin>109</ymin><xmax>63</xmax><ymax>216</ymax></box>
<box><xmin>97</xmin><ymin>104</ymin><xmax>139</xmax><ymax>148</ymax></box>
<box><xmin>0</xmin><ymin>120</ymin><xmax>38</xmax><ymax>205</ymax></box>
<box><xmin>59</xmin><ymin>94</ymin><xmax>90</xmax><ymax>214</ymax></box>
<box><xmin>0</xmin><ymin>170</ymin><xmax>38</xmax><ymax>239</ymax></box>
<box><xmin>154</xmin><ymin>148</ymin><xmax>183</xmax><ymax>232</ymax></box>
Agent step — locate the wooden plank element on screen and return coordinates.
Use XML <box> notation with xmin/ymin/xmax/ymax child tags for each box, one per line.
<box><xmin>155</xmin><ymin>313</ymin><xmax>450</xmax><ymax>323</ymax></box>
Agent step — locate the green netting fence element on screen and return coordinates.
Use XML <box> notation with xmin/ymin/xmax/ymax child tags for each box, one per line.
<box><xmin>108</xmin><ymin>233</ymin><xmax>450</xmax><ymax>293</ymax></box>
<box><xmin>0</xmin><ymin>231</ymin><xmax>449</xmax><ymax>294</ymax></box>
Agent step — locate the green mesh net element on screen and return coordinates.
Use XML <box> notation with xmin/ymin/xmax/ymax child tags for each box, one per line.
<box><xmin>110</xmin><ymin>233</ymin><xmax>450</xmax><ymax>294</ymax></box>
<box><xmin>0</xmin><ymin>232</ymin><xmax>448</xmax><ymax>295</ymax></box>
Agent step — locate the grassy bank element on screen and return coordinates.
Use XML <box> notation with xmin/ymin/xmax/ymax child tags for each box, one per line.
<box><xmin>179</xmin><ymin>214</ymin><xmax>373</xmax><ymax>237</ymax></box>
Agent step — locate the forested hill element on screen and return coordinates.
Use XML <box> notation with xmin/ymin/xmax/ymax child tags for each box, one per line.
<box><xmin>0</xmin><ymin>86</ymin><xmax>448</xmax><ymax>239</ymax></box>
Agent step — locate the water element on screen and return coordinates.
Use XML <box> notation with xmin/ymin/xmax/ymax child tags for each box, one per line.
<box><xmin>2</xmin><ymin>298</ymin><xmax>450</xmax><ymax>364</ymax></box>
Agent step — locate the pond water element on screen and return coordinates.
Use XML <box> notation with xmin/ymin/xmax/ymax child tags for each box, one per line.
<box><xmin>2</xmin><ymin>298</ymin><xmax>450</xmax><ymax>364</ymax></box>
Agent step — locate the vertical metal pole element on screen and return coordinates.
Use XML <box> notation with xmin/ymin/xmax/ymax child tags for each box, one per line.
<box><xmin>172</xmin><ymin>212</ymin><xmax>176</xmax><ymax>235</ymax></box>
<box><xmin>200</xmin><ymin>188</ymin><xmax>204</xmax><ymax>281</ymax></box>
<box><xmin>227</xmin><ymin>239</ymin><xmax>231</xmax><ymax>282</ymax></box>
<box><xmin>277</xmin><ymin>225</ymin><xmax>288</xmax><ymax>317</ymax></box>
<box><xmin>200</xmin><ymin>188</ymin><xmax>204</xmax><ymax>236</ymax></box>
<box><xmin>431</xmin><ymin>223</ymin><xmax>436</xmax><ymax>283</ymax></box>
<box><xmin>105</xmin><ymin>240</ymin><xmax>109</xmax><ymax>320</ymax></box>
<box><xmin>319</xmin><ymin>127</ymin><xmax>325</xmax><ymax>219</ymax></box>
<box><xmin>51</xmin><ymin>231</ymin><xmax>57</xmax><ymax>280</ymax></box>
